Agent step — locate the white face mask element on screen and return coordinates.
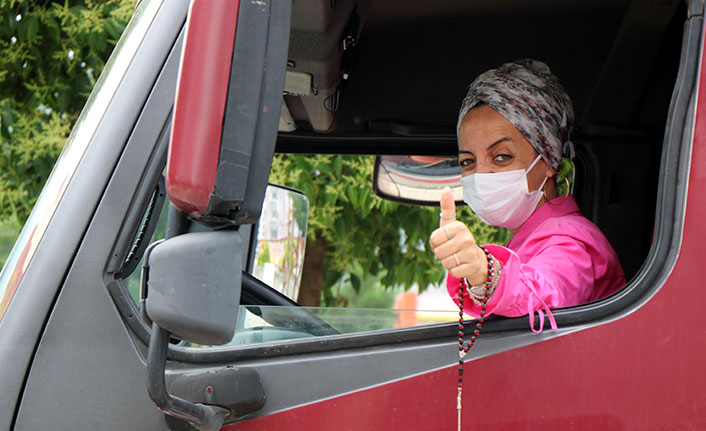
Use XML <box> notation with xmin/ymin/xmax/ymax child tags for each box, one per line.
<box><xmin>461</xmin><ymin>155</ymin><xmax>547</xmax><ymax>229</ymax></box>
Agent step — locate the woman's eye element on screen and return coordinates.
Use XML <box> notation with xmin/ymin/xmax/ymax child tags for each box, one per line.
<box><xmin>494</xmin><ymin>154</ymin><xmax>512</xmax><ymax>163</ymax></box>
<box><xmin>459</xmin><ymin>158</ymin><xmax>475</xmax><ymax>168</ymax></box>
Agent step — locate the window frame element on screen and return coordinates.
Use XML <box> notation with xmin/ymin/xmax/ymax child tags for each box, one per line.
<box><xmin>106</xmin><ymin>2</ymin><xmax>702</xmax><ymax>365</ymax></box>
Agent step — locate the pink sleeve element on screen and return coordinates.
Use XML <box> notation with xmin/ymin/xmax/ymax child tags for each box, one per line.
<box><xmin>447</xmin><ymin>235</ymin><xmax>597</xmax><ymax>332</ymax></box>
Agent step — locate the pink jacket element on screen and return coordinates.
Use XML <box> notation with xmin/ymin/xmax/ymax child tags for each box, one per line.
<box><xmin>447</xmin><ymin>195</ymin><xmax>626</xmax><ymax>332</ymax></box>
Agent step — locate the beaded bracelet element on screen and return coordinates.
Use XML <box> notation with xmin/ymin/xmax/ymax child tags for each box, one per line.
<box><xmin>469</xmin><ymin>250</ymin><xmax>502</xmax><ymax>305</ymax></box>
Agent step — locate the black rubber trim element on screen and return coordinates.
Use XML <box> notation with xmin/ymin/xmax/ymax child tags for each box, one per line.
<box><xmin>115</xmin><ymin>176</ymin><xmax>166</xmax><ymax>278</ymax></box>
<box><xmin>240</xmin><ymin>272</ymin><xmax>298</xmax><ymax>306</ymax></box>
<box><xmin>172</xmin><ymin>321</ymin><xmax>477</xmax><ymax>363</ymax></box>
<box><xmin>275</xmin><ymin>128</ymin><xmax>655</xmax><ymax>156</ymax></box>
<box><xmin>276</xmin><ymin>132</ymin><xmax>459</xmax><ymax>155</ymax></box>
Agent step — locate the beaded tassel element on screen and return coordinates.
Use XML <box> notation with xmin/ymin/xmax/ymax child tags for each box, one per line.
<box><xmin>457</xmin><ymin>245</ymin><xmax>493</xmax><ymax>431</ymax></box>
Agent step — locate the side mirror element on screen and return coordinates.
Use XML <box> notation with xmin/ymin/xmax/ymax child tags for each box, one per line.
<box><xmin>143</xmin><ymin>230</ymin><xmax>266</xmax><ymax>431</ymax></box>
<box><xmin>372</xmin><ymin>155</ymin><xmax>463</xmax><ymax>205</ymax></box>
<box><xmin>144</xmin><ymin>230</ymin><xmax>241</xmax><ymax>345</ymax></box>
<box><xmin>251</xmin><ymin>185</ymin><xmax>308</xmax><ymax>300</ymax></box>
<box><xmin>166</xmin><ymin>0</ymin><xmax>291</xmax><ymax>227</ymax></box>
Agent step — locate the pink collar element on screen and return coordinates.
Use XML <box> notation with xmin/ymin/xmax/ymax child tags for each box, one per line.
<box><xmin>507</xmin><ymin>195</ymin><xmax>581</xmax><ymax>249</ymax></box>
<box><xmin>505</xmin><ymin>195</ymin><xmax>580</xmax><ymax>333</ymax></box>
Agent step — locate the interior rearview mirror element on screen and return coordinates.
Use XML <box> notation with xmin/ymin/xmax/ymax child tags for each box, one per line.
<box><xmin>144</xmin><ymin>230</ymin><xmax>242</xmax><ymax>345</ymax></box>
<box><xmin>373</xmin><ymin>155</ymin><xmax>464</xmax><ymax>205</ymax></box>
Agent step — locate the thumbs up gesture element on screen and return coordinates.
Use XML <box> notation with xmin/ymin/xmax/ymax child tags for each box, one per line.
<box><xmin>430</xmin><ymin>187</ymin><xmax>488</xmax><ymax>285</ymax></box>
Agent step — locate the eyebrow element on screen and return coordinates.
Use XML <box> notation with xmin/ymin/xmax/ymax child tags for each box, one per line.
<box><xmin>458</xmin><ymin>137</ymin><xmax>513</xmax><ymax>155</ymax></box>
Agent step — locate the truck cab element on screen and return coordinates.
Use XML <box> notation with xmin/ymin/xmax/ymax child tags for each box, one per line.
<box><xmin>1</xmin><ymin>0</ymin><xmax>705</xmax><ymax>429</ymax></box>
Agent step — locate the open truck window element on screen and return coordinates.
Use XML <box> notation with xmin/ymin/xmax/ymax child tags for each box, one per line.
<box><xmin>103</xmin><ymin>0</ymin><xmax>693</xmax><ymax>349</ymax></box>
<box><xmin>121</xmin><ymin>173</ymin><xmax>467</xmax><ymax>348</ymax></box>
<box><xmin>3</xmin><ymin>0</ymin><xmax>704</xmax><ymax>429</ymax></box>
<box><xmin>114</xmin><ymin>0</ymin><xmax>688</xmax><ymax>343</ymax></box>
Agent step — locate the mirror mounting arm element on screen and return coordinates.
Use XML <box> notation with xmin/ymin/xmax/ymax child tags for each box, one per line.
<box><xmin>147</xmin><ymin>325</ymin><xmax>228</xmax><ymax>431</ymax></box>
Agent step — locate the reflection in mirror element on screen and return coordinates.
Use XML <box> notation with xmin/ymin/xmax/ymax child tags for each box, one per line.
<box><xmin>373</xmin><ymin>155</ymin><xmax>463</xmax><ymax>205</ymax></box>
<box><xmin>251</xmin><ymin>185</ymin><xmax>308</xmax><ymax>300</ymax></box>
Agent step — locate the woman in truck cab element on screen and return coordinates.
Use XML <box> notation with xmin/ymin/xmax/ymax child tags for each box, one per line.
<box><xmin>429</xmin><ymin>59</ymin><xmax>626</xmax><ymax>332</ymax></box>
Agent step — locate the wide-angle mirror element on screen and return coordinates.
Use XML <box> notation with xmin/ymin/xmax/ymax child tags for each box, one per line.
<box><xmin>250</xmin><ymin>185</ymin><xmax>308</xmax><ymax>300</ymax></box>
<box><xmin>373</xmin><ymin>155</ymin><xmax>463</xmax><ymax>205</ymax></box>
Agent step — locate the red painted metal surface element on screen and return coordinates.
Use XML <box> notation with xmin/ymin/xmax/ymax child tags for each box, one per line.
<box><xmin>166</xmin><ymin>0</ymin><xmax>239</xmax><ymax>216</ymax></box>
<box><xmin>231</xmin><ymin>33</ymin><xmax>706</xmax><ymax>431</ymax></box>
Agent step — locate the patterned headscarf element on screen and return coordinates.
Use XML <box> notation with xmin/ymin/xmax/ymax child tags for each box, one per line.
<box><xmin>457</xmin><ymin>59</ymin><xmax>574</xmax><ymax>172</ymax></box>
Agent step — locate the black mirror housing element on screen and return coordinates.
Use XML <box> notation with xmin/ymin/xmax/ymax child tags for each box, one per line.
<box><xmin>166</xmin><ymin>0</ymin><xmax>291</xmax><ymax>227</ymax></box>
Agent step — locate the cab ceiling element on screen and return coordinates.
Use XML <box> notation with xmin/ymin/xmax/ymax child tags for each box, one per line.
<box><xmin>282</xmin><ymin>0</ymin><xmax>684</xmax><ymax>148</ymax></box>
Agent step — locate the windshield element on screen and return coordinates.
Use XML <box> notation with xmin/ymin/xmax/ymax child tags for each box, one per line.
<box><xmin>0</xmin><ymin>0</ymin><xmax>163</xmax><ymax>322</ymax></box>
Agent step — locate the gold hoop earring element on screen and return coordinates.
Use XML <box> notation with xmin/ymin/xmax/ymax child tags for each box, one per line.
<box><xmin>560</xmin><ymin>173</ymin><xmax>571</xmax><ymax>196</ymax></box>
<box><xmin>545</xmin><ymin>174</ymin><xmax>571</xmax><ymax>205</ymax></box>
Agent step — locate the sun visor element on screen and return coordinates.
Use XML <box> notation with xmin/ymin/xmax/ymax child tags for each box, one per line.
<box><xmin>167</xmin><ymin>0</ymin><xmax>291</xmax><ymax>226</ymax></box>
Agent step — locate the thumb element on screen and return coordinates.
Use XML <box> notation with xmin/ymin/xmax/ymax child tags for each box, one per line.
<box><xmin>439</xmin><ymin>186</ymin><xmax>456</xmax><ymax>226</ymax></box>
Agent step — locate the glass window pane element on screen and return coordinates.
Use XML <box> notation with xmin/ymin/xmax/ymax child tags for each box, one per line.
<box><xmin>180</xmin><ymin>304</ymin><xmax>466</xmax><ymax>348</ymax></box>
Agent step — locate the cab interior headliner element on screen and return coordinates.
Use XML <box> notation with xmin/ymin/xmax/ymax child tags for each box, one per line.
<box><xmin>278</xmin><ymin>0</ymin><xmax>684</xmax><ymax>154</ymax></box>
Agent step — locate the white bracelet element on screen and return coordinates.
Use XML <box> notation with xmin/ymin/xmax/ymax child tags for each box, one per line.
<box><xmin>469</xmin><ymin>253</ymin><xmax>503</xmax><ymax>306</ymax></box>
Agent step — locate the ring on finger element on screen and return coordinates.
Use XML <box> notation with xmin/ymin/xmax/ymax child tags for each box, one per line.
<box><xmin>442</xmin><ymin>225</ymin><xmax>451</xmax><ymax>240</ymax></box>
<box><xmin>453</xmin><ymin>252</ymin><xmax>460</xmax><ymax>266</ymax></box>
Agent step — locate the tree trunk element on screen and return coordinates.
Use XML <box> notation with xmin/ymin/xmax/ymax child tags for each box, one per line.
<box><xmin>297</xmin><ymin>234</ymin><xmax>327</xmax><ymax>306</ymax></box>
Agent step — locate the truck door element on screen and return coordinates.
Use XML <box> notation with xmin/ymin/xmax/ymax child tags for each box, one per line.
<box><xmin>146</xmin><ymin>1</ymin><xmax>706</xmax><ymax>429</ymax></box>
<box><xmin>142</xmin><ymin>1</ymin><xmax>706</xmax><ymax>430</ymax></box>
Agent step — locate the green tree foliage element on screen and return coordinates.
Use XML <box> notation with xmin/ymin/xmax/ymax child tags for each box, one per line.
<box><xmin>270</xmin><ymin>154</ymin><xmax>509</xmax><ymax>306</ymax></box>
<box><xmin>0</xmin><ymin>0</ymin><xmax>508</xmax><ymax>307</ymax></box>
<box><xmin>0</xmin><ymin>0</ymin><xmax>133</xmax><ymax>223</ymax></box>
<box><xmin>0</xmin><ymin>219</ymin><xmax>19</xmax><ymax>268</ymax></box>
<box><xmin>257</xmin><ymin>242</ymin><xmax>271</xmax><ymax>267</ymax></box>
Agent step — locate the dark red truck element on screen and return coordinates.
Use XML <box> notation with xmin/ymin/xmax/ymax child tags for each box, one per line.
<box><xmin>1</xmin><ymin>0</ymin><xmax>704</xmax><ymax>429</ymax></box>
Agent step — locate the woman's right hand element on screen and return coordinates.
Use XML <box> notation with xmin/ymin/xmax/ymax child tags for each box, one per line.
<box><xmin>429</xmin><ymin>187</ymin><xmax>488</xmax><ymax>285</ymax></box>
